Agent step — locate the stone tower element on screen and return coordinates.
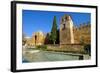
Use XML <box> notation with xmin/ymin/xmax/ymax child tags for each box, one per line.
<box><xmin>60</xmin><ymin>14</ymin><xmax>74</xmax><ymax>44</ymax></box>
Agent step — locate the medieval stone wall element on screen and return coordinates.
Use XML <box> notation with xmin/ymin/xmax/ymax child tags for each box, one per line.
<box><xmin>60</xmin><ymin>15</ymin><xmax>74</xmax><ymax>44</ymax></box>
<box><xmin>73</xmin><ymin>24</ymin><xmax>91</xmax><ymax>44</ymax></box>
<box><xmin>60</xmin><ymin>14</ymin><xmax>91</xmax><ymax>45</ymax></box>
<box><xmin>24</xmin><ymin>14</ymin><xmax>91</xmax><ymax>48</ymax></box>
<box><xmin>47</xmin><ymin>44</ymin><xmax>85</xmax><ymax>53</ymax></box>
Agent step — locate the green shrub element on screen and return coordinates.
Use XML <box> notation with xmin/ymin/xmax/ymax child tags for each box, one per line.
<box><xmin>36</xmin><ymin>45</ymin><xmax>47</xmax><ymax>50</ymax></box>
<box><xmin>84</xmin><ymin>44</ymin><xmax>91</xmax><ymax>55</ymax></box>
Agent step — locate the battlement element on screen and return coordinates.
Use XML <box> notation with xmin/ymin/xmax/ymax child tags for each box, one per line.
<box><xmin>74</xmin><ymin>23</ymin><xmax>91</xmax><ymax>31</ymax></box>
<box><xmin>73</xmin><ymin>23</ymin><xmax>91</xmax><ymax>44</ymax></box>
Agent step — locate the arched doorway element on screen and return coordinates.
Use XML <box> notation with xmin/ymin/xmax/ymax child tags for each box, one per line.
<box><xmin>35</xmin><ymin>35</ymin><xmax>37</xmax><ymax>45</ymax></box>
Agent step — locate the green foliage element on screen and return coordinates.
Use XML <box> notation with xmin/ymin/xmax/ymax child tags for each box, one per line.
<box><xmin>50</xmin><ymin>16</ymin><xmax>58</xmax><ymax>44</ymax></box>
<box><xmin>84</xmin><ymin>44</ymin><xmax>91</xmax><ymax>55</ymax></box>
<box><xmin>36</xmin><ymin>45</ymin><xmax>47</xmax><ymax>50</ymax></box>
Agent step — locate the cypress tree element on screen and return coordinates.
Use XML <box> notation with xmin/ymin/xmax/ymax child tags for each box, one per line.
<box><xmin>50</xmin><ymin>16</ymin><xmax>58</xmax><ymax>45</ymax></box>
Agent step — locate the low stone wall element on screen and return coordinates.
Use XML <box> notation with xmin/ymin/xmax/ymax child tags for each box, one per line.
<box><xmin>47</xmin><ymin>44</ymin><xmax>85</xmax><ymax>53</ymax></box>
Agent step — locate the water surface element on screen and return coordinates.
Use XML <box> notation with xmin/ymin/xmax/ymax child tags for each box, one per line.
<box><xmin>22</xmin><ymin>50</ymin><xmax>81</xmax><ymax>63</ymax></box>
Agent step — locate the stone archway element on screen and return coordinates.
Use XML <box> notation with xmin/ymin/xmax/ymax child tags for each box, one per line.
<box><xmin>35</xmin><ymin>35</ymin><xmax>37</xmax><ymax>45</ymax></box>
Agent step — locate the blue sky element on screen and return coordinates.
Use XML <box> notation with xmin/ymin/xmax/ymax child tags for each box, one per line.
<box><xmin>22</xmin><ymin>10</ymin><xmax>91</xmax><ymax>37</ymax></box>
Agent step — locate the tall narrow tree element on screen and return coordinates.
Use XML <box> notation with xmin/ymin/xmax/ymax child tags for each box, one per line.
<box><xmin>50</xmin><ymin>16</ymin><xmax>58</xmax><ymax>45</ymax></box>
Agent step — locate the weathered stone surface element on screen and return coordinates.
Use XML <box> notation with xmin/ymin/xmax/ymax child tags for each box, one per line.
<box><xmin>47</xmin><ymin>44</ymin><xmax>85</xmax><ymax>53</ymax></box>
<box><xmin>26</xmin><ymin>31</ymin><xmax>45</xmax><ymax>46</ymax></box>
<box><xmin>60</xmin><ymin>15</ymin><xmax>74</xmax><ymax>44</ymax></box>
<box><xmin>73</xmin><ymin>24</ymin><xmax>91</xmax><ymax>44</ymax></box>
<box><xmin>60</xmin><ymin>14</ymin><xmax>91</xmax><ymax>45</ymax></box>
